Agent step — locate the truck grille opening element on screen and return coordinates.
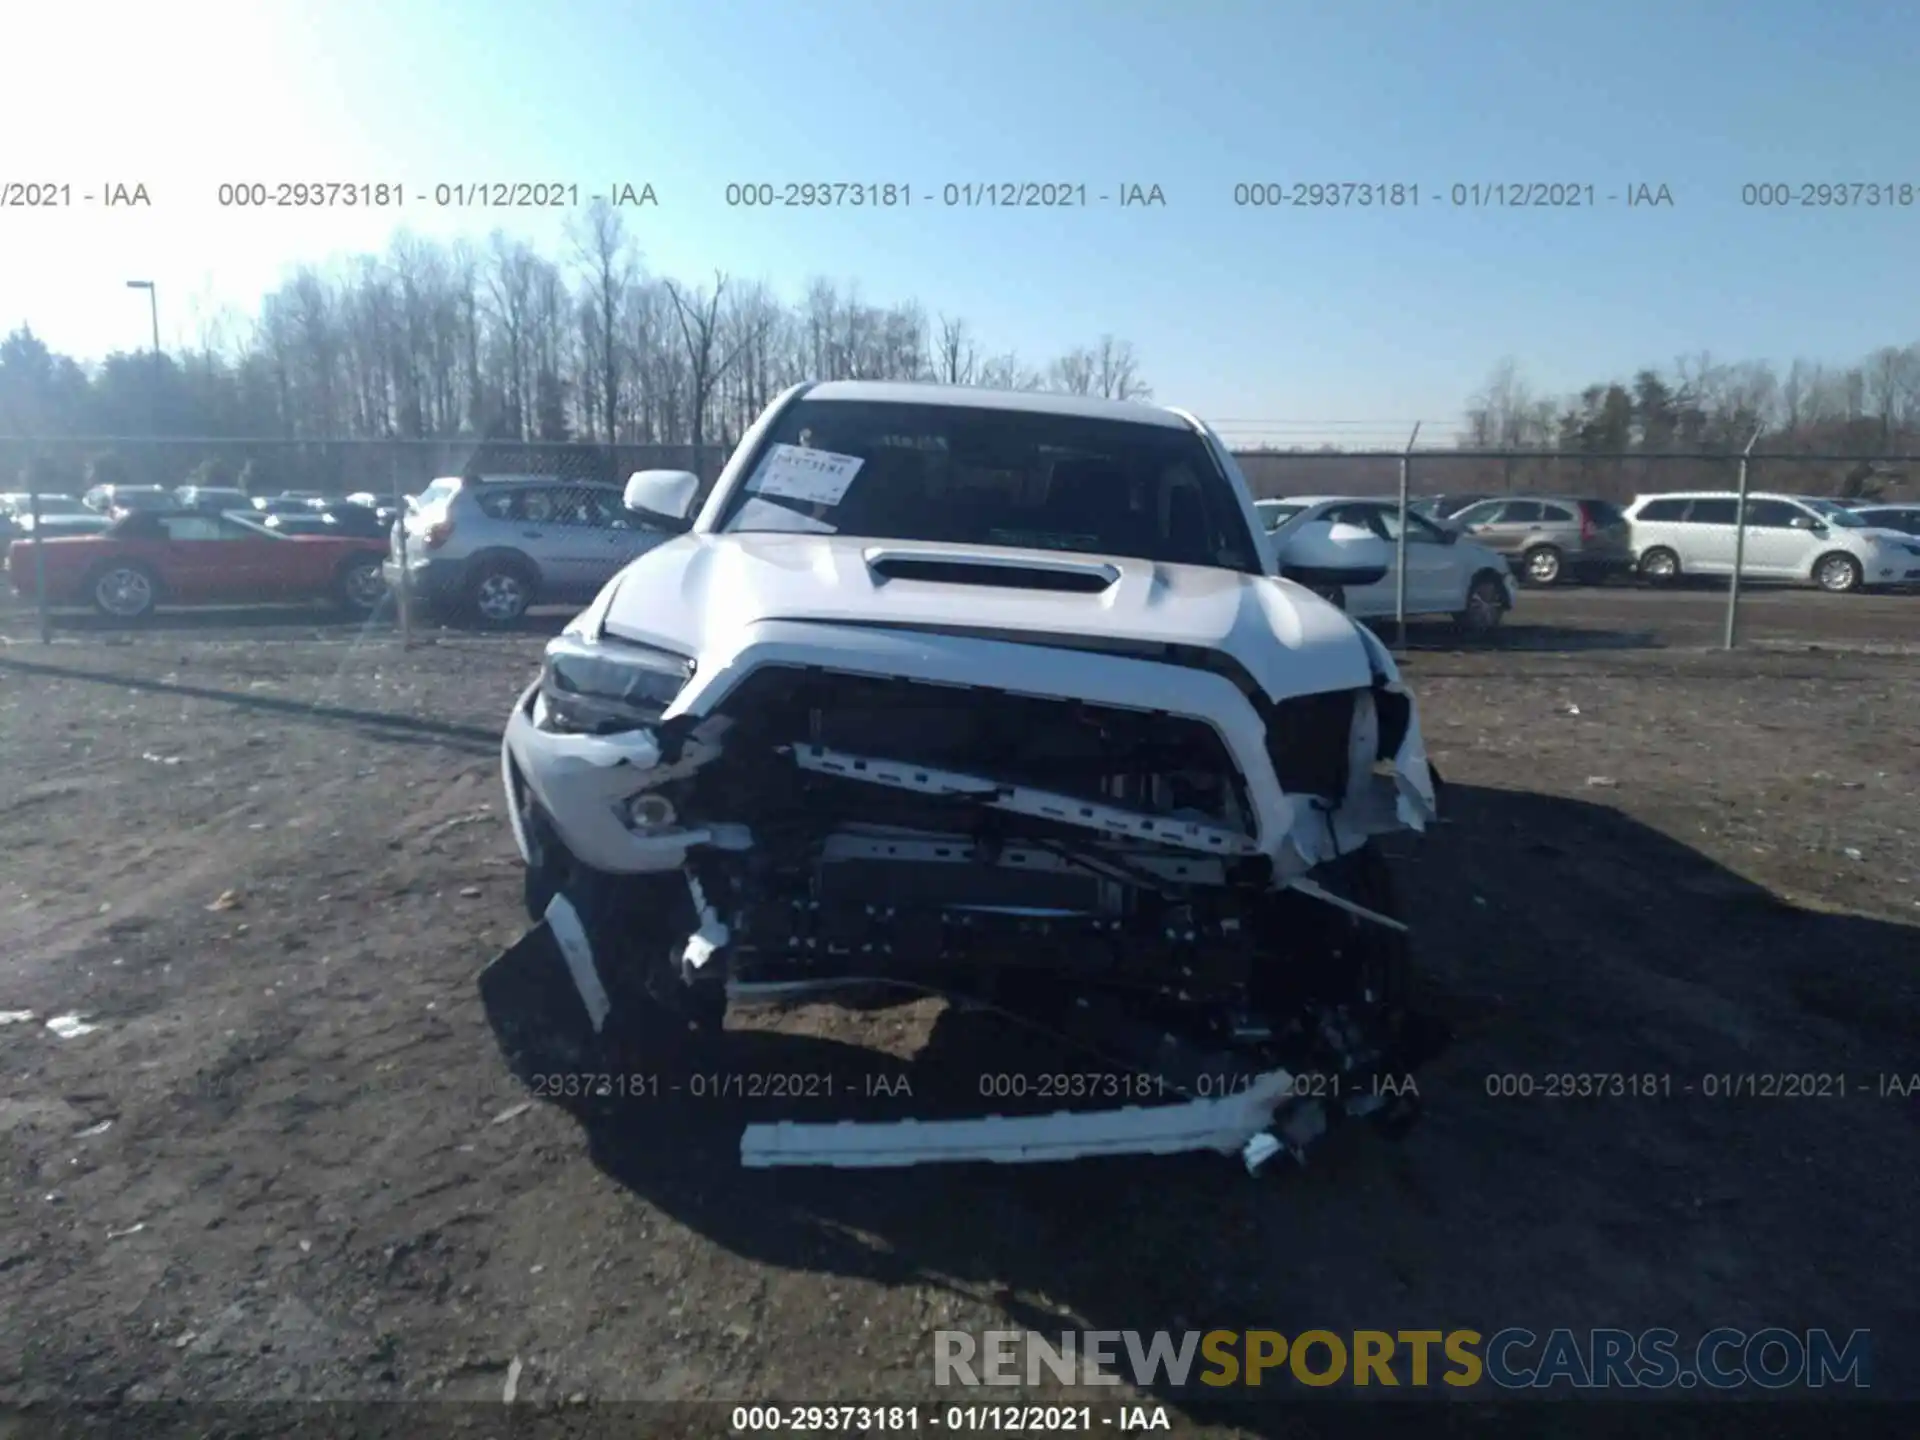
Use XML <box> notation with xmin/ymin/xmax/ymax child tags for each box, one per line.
<box><xmin>696</xmin><ymin>667</ymin><xmax>1251</xmax><ymax>831</ymax></box>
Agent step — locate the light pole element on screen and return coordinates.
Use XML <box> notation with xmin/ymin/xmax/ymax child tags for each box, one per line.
<box><xmin>125</xmin><ymin>280</ymin><xmax>160</xmax><ymax>434</ymax></box>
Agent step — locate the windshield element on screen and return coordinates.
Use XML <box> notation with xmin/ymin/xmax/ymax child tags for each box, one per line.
<box><xmin>1802</xmin><ymin>499</ymin><xmax>1866</xmax><ymax>527</ymax></box>
<box><xmin>1256</xmin><ymin>502</ymin><xmax>1306</xmax><ymax>531</ymax></box>
<box><xmin>714</xmin><ymin>399</ymin><xmax>1264</xmax><ymax>573</ymax></box>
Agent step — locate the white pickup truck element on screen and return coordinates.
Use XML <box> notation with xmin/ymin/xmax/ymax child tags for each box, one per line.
<box><xmin>488</xmin><ymin>381</ymin><xmax>1446</xmax><ymax>1175</ymax></box>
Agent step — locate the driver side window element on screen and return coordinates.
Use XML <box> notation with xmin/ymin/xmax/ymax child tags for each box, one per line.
<box><xmin>161</xmin><ymin>515</ymin><xmax>230</xmax><ymax>541</ymax></box>
<box><xmin>1325</xmin><ymin>503</ymin><xmax>1384</xmax><ymax>539</ymax></box>
<box><xmin>1744</xmin><ymin>499</ymin><xmax>1800</xmax><ymax>529</ymax></box>
<box><xmin>1373</xmin><ymin>507</ymin><xmax>1443</xmax><ymax>543</ymax></box>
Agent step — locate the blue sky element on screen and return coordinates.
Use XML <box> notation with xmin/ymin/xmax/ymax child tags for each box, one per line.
<box><xmin>3</xmin><ymin>0</ymin><xmax>1917</xmax><ymax>444</ymax></box>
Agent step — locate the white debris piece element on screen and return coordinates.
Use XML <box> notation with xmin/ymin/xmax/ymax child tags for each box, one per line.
<box><xmin>46</xmin><ymin>1015</ymin><xmax>99</xmax><ymax>1040</ymax></box>
<box><xmin>741</xmin><ymin>1070</ymin><xmax>1308</xmax><ymax>1169</ymax></box>
<box><xmin>544</xmin><ymin>894</ymin><xmax>610</xmax><ymax>1034</ymax></box>
<box><xmin>503</xmin><ymin>1357</ymin><xmax>523</xmax><ymax>1403</ymax></box>
<box><xmin>1240</xmin><ymin>1133</ymin><xmax>1284</xmax><ymax>1174</ymax></box>
<box><xmin>681</xmin><ymin>871</ymin><xmax>730</xmax><ymax>970</ymax></box>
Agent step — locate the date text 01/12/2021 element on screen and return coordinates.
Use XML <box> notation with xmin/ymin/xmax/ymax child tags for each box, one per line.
<box><xmin>1230</xmin><ymin>181</ymin><xmax>1675</xmax><ymax>208</ymax></box>
<box><xmin>210</xmin><ymin>182</ymin><xmax>659</xmax><ymax>209</ymax></box>
<box><xmin>1480</xmin><ymin>1072</ymin><xmax>1920</xmax><ymax>1099</ymax></box>
<box><xmin>721</xmin><ymin>182</ymin><xmax>1167</xmax><ymax>208</ymax></box>
<box><xmin>729</xmin><ymin>1404</ymin><xmax>1172</xmax><ymax>1432</ymax></box>
<box><xmin>526</xmin><ymin>1070</ymin><xmax>915</xmax><ymax>1102</ymax></box>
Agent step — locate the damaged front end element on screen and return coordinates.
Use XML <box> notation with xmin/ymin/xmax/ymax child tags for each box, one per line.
<box><xmin>499</xmin><ymin>613</ymin><xmax>1444</xmax><ymax>1175</ymax></box>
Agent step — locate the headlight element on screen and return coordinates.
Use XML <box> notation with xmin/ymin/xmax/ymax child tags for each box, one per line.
<box><xmin>538</xmin><ymin>634</ymin><xmax>694</xmax><ymax>733</ymax></box>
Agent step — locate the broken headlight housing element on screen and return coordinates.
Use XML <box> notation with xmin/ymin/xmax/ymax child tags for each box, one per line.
<box><xmin>538</xmin><ymin>633</ymin><xmax>694</xmax><ymax>734</ymax></box>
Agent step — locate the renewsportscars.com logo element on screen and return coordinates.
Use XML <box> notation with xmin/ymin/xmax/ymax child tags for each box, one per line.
<box><xmin>934</xmin><ymin>1327</ymin><xmax>1872</xmax><ymax>1390</ymax></box>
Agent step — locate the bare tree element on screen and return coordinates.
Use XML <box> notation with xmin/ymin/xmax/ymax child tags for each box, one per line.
<box><xmin>1047</xmin><ymin>347</ymin><xmax>1097</xmax><ymax>394</ymax></box>
<box><xmin>528</xmin><ymin>259</ymin><xmax>572</xmax><ymax>440</ymax></box>
<box><xmin>1865</xmin><ymin>344</ymin><xmax>1918</xmax><ymax>446</ymax></box>
<box><xmin>1090</xmin><ymin>334</ymin><xmax>1151</xmax><ymax>400</ymax></box>
<box><xmin>3</xmin><ymin>228</ymin><xmax>1168</xmax><ymax>456</ymax></box>
<box><xmin>978</xmin><ymin>351</ymin><xmax>1043</xmax><ymax>391</ymax></box>
<box><xmin>1463</xmin><ymin>358</ymin><xmax>1538</xmax><ymax>448</ymax></box>
<box><xmin>484</xmin><ymin>234</ymin><xmax>545</xmax><ymax>438</ymax></box>
<box><xmin>569</xmin><ymin>200</ymin><xmax>636</xmax><ymax>442</ymax></box>
<box><xmin>933</xmin><ymin>314</ymin><xmax>977</xmax><ymax>385</ymax></box>
<box><xmin>1779</xmin><ymin>358</ymin><xmax>1812</xmax><ymax>438</ymax></box>
<box><xmin>717</xmin><ymin>279</ymin><xmax>789</xmax><ymax>446</ymax></box>
<box><xmin>664</xmin><ymin>271</ymin><xmax>772</xmax><ymax>454</ymax></box>
<box><xmin>1461</xmin><ymin>358</ymin><xmax>1545</xmax><ymax>489</ymax></box>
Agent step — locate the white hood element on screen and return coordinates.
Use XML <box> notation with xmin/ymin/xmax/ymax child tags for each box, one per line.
<box><xmin>595</xmin><ymin>532</ymin><xmax>1375</xmax><ymax>700</ymax></box>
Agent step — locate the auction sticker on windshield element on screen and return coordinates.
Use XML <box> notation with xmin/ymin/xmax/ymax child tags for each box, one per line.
<box><xmin>751</xmin><ymin>443</ymin><xmax>865</xmax><ymax>505</ymax></box>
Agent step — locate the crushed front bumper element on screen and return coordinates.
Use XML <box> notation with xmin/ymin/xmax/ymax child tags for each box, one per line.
<box><xmin>501</xmin><ymin>618</ymin><xmax>1438</xmax><ymax>881</ymax></box>
<box><xmin>496</xmin><ymin>622</ymin><xmax>1442</xmax><ymax>1174</ymax></box>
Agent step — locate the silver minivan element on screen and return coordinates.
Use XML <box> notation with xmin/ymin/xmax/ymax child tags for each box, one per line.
<box><xmin>384</xmin><ymin>475</ymin><xmax>674</xmax><ymax>624</ymax></box>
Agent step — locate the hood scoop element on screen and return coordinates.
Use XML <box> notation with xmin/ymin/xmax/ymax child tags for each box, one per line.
<box><xmin>862</xmin><ymin>546</ymin><xmax>1119</xmax><ymax>595</ymax></box>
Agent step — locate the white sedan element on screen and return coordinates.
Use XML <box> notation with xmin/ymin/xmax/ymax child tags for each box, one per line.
<box><xmin>1257</xmin><ymin>495</ymin><xmax>1517</xmax><ymax>633</ymax></box>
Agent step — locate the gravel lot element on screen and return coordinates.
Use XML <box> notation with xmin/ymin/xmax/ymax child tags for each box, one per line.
<box><xmin>1</xmin><ymin>585</ymin><xmax>1916</xmax><ymax>1432</ymax></box>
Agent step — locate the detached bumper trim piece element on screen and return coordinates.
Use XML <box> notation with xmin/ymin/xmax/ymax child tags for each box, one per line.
<box><xmin>739</xmin><ymin>1069</ymin><xmax>1305</xmax><ymax>1169</ymax></box>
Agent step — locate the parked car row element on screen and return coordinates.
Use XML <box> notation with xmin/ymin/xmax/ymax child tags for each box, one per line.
<box><xmin>15</xmin><ymin>462</ymin><xmax>1915</xmax><ymax>622</ymax></box>
<box><xmin>1330</xmin><ymin>492</ymin><xmax>1634</xmax><ymax>589</ymax></box>
<box><xmin>71</xmin><ymin>482</ymin><xmax>403</xmax><ymax>527</ymax></box>
<box><xmin>1277</xmin><ymin>490</ymin><xmax>1920</xmax><ymax>596</ymax></box>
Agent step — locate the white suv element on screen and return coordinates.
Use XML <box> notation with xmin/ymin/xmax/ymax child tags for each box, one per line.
<box><xmin>1624</xmin><ymin>491</ymin><xmax>1920</xmax><ymax>593</ymax></box>
<box><xmin>384</xmin><ymin>475</ymin><xmax>676</xmax><ymax>624</ymax></box>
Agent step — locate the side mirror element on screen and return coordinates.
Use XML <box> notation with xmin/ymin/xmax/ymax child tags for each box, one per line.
<box><xmin>623</xmin><ymin>470</ymin><xmax>700</xmax><ymax>532</ymax></box>
<box><xmin>1274</xmin><ymin>520</ymin><xmax>1391</xmax><ymax>590</ymax></box>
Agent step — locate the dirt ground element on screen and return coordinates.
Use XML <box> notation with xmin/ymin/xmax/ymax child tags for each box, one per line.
<box><xmin>1</xmin><ymin>584</ymin><xmax>1916</xmax><ymax>1433</ymax></box>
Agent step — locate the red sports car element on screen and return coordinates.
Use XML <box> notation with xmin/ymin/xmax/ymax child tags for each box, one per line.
<box><xmin>5</xmin><ymin>509</ymin><xmax>390</xmax><ymax>619</ymax></box>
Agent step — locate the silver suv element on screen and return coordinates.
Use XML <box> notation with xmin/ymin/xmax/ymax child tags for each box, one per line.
<box><xmin>384</xmin><ymin>474</ymin><xmax>673</xmax><ymax>625</ymax></box>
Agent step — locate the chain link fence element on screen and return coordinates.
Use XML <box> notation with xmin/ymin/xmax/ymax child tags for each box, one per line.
<box><xmin>0</xmin><ymin>436</ymin><xmax>734</xmax><ymax>503</ymax></box>
<box><xmin>1232</xmin><ymin>450</ymin><xmax>1915</xmax><ymax>505</ymax></box>
<box><xmin>3</xmin><ymin>435</ymin><xmax>1913</xmax><ymax>506</ymax></box>
<box><xmin>4</xmin><ymin>435</ymin><xmax>1915</xmax><ymax>650</ymax></box>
